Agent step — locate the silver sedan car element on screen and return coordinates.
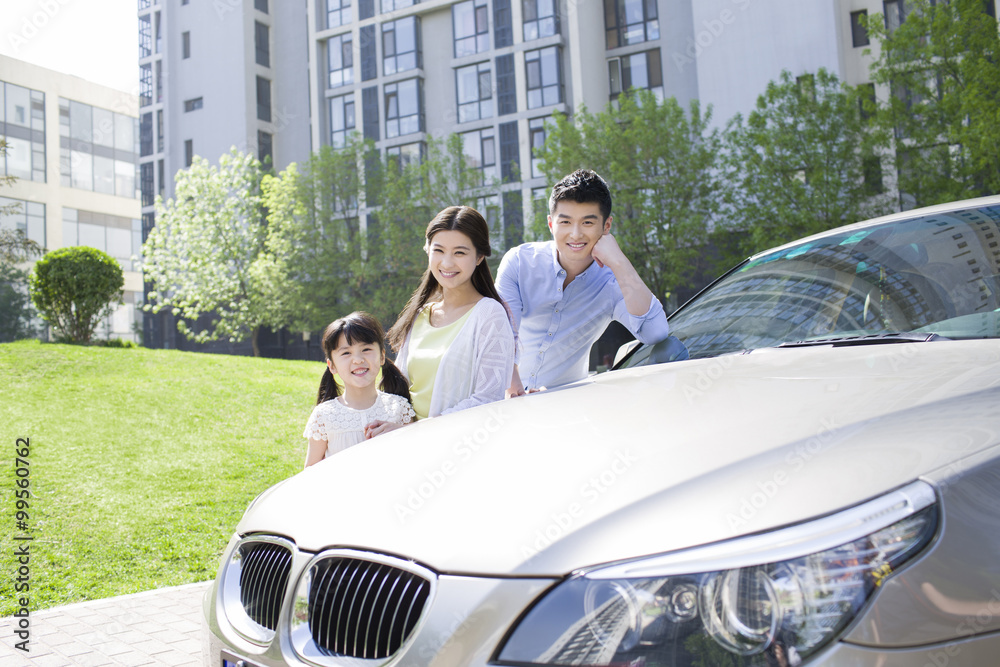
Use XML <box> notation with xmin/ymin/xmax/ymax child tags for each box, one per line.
<box><xmin>204</xmin><ymin>196</ymin><xmax>1000</xmax><ymax>666</ymax></box>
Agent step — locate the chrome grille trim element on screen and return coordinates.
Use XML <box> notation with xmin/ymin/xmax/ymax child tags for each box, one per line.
<box><xmin>239</xmin><ymin>540</ymin><xmax>292</xmax><ymax>630</ymax></box>
<box><xmin>220</xmin><ymin>535</ymin><xmax>295</xmax><ymax>646</ymax></box>
<box><xmin>291</xmin><ymin>550</ymin><xmax>436</xmax><ymax>664</ymax></box>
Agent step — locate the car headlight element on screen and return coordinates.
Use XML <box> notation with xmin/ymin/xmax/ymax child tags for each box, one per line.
<box><xmin>496</xmin><ymin>481</ymin><xmax>937</xmax><ymax>667</ymax></box>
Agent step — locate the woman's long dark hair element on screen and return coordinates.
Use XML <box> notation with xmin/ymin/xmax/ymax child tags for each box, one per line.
<box><xmin>387</xmin><ymin>205</ymin><xmax>507</xmax><ymax>351</ymax></box>
<box><xmin>317</xmin><ymin>311</ymin><xmax>411</xmax><ymax>405</ymax></box>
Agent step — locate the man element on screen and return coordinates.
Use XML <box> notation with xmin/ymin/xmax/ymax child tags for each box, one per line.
<box><xmin>497</xmin><ymin>169</ymin><xmax>670</xmax><ymax>394</ymax></box>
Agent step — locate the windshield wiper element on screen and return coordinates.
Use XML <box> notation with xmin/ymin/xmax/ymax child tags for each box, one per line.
<box><xmin>776</xmin><ymin>332</ymin><xmax>948</xmax><ymax>348</ymax></box>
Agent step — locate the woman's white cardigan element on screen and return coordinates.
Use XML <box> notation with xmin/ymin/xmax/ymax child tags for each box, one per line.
<box><xmin>396</xmin><ymin>298</ymin><xmax>515</xmax><ymax>418</ymax></box>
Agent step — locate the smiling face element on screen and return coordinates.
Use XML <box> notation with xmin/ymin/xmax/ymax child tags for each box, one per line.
<box><xmin>326</xmin><ymin>334</ymin><xmax>384</xmax><ymax>393</ymax></box>
<box><xmin>427</xmin><ymin>229</ymin><xmax>483</xmax><ymax>291</ymax></box>
<box><xmin>548</xmin><ymin>200</ymin><xmax>612</xmax><ymax>270</ymax></box>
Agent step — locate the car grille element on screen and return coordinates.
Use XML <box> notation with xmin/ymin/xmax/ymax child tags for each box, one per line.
<box><xmin>307</xmin><ymin>556</ymin><xmax>432</xmax><ymax>659</ymax></box>
<box><xmin>238</xmin><ymin>540</ymin><xmax>293</xmax><ymax>631</ymax></box>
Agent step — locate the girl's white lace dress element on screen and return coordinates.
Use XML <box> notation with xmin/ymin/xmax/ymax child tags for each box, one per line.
<box><xmin>302</xmin><ymin>391</ymin><xmax>415</xmax><ymax>459</ymax></box>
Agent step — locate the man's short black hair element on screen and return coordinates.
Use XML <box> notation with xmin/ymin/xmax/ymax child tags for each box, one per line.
<box><xmin>549</xmin><ymin>169</ymin><xmax>612</xmax><ymax>221</ymax></box>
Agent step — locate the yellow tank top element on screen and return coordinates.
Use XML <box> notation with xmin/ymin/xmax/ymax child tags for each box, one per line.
<box><xmin>407</xmin><ymin>306</ymin><xmax>474</xmax><ymax>420</ymax></box>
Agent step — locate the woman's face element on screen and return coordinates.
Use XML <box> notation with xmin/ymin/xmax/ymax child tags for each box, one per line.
<box><xmin>428</xmin><ymin>229</ymin><xmax>482</xmax><ymax>292</ymax></box>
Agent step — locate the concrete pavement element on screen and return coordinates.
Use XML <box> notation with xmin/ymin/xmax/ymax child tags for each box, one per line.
<box><xmin>0</xmin><ymin>581</ymin><xmax>211</xmax><ymax>667</ymax></box>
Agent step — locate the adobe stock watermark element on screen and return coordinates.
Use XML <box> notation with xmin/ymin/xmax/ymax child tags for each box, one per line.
<box><xmin>725</xmin><ymin>416</ymin><xmax>841</xmax><ymax>533</ymax></box>
<box><xmin>672</xmin><ymin>0</ymin><xmax>753</xmax><ymax>73</ymax></box>
<box><xmin>519</xmin><ymin>448</ymin><xmax>639</xmax><ymax>560</ymax></box>
<box><xmin>393</xmin><ymin>405</ymin><xmax>509</xmax><ymax>524</ymax></box>
<box><xmin>6</xmin><ymin>0</ymin><xmax>75</xmax><ymax>55</ymax></box>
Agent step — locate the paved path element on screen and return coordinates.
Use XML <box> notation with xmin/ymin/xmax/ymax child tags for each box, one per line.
<box><xmin>0</xmin><ymin>581</ymin><xmax>211</xmax><ymax>667</ymax></box>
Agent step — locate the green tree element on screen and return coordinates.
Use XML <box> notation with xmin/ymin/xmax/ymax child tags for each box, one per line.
<box><xmin>536</xmin><ymin>91</ymin><xmax>726</xmax><ymax>301</ymax></box>
<box><xmin>28</xmin><ymin>246</ymin><xmax>124</xmax><ymax>343</ymax></box>
<box><xmin>142</xmin><ymin>148</ymin><xmax>289</xmax><ymax>356</ymax></box>
<box><xmin>864</xmin><ymin>0</ymin><xmax>1000</xmax><ymax>206</ymax></box>
<box><xmin>724</xmin><ymin>69</ymin><xmax>894</xmax><ymax>255</ymax></box>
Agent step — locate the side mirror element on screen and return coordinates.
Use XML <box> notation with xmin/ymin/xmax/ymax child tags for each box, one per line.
<box><xmin>613</xmin><ymin>340</ymin><xmax>640</xmax><ymax>367</ymax></box>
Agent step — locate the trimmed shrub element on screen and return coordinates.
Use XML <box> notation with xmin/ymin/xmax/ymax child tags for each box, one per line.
<box><xmin>29</xmin><ymin>246</ymin><xmax>124</xmax><ymax>343</ymax></box>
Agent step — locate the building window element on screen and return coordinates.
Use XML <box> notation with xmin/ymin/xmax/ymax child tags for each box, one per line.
<box><xmin>381</xmin><ymin>0</ymin><xmax>416</xmax><ymax>14</ymax></box>
<box><xmin>182</xmin><ymin>31</ymin><xmax>191</xmax><ymax>58</ymax></box>
<box><xmin>476</xmin><ymin>194</ymin><xmax>501</xmax><ymax>249</ymax></box>
<box><xmin>362</xmin><ymin>86</ymin><xmax>380</xmax><ymax>140</ymax></box>
<box><xmin>387</xmin><ymin>142</ymin><xmax>424</xmax><ymax>169</ymax></box>
<box><xmin>863</xmin><ymin>155</ymin><xmax>884</xmax><ymax>195</ymax></box>
<box><xmin>529</xmin><ymin>117</ymin><xmax>547</xmax><ymax>178</ymax></box>
<box><xmin>58</xmin><ymin>97</ymin><xmax>137</xmax><ymax>197</ymax></box>
<box><xmin>140</xmin><ymin>162</ymin><xmax>155</xmax><ymax>206</ymax></box>
<box><xmin>255</xmin><ymin>0</ymin><xmax>269</xmax><ymax>12</ymax></box>
<box><xmin>327</xmin><ymin>0</ymin><xmax>352</xmax><ymax>29</ymax></box>
<box><xmin>604</xmin><ymin>0</ymin><xmax>658</xmax><ymax>49</ymax></box>
<box><xmin>156</xmin><ymin>110</ymin><xmax>164</xmax><ymax>152</ymax></box>
<box><xmin>139</xmin><ymin>64</ymin><xmax>152</xmax><ymax>107</ymax></box>
<box><xmin>608</xmin><ymin>48</ymin><xmax>662</xmax><ymax>100</ymax></box>
<box><xmin>328</xmin><ymin>34</ymin><xmax>354</xmax><ymax>89</ymax></box>
<box><xmin>456</xmin><ymin>62</ymin><xmax>493</xmax><ymax>123</ymax></box>
<box><xmin>158</xmin><ymin>158</ymin><xmax>165</xmax><ymax>198</ymax></box>
<box><xmin>183</xmin><ymin>97</ymin><xmax>203</xmax><ymax>112</ymax></box>
<box><xmin>140</xmin><ymin>112</ymin><xmax>153</xmax><ymax>156</ymax></box>
<box><xmin>460</xmin><ymin>127</ymin><xmax>495</xmax><ymax>185</ymax></box>
<box><xmin>255</xmin><ymin>21</ymin><xmax>270</xmax><ymax>67</ymax></box>
<box><xmin>155</xmin><ymin>12</ymin><xmax>162</xmax><ymax>53</ymax></box>
<box><xmin>525</xmin><ymin>46</ymin><xmax>562</xmax><ymax>108</ymax></box>
<box><xmin>383</xmin><ymin>16</ymin><xmax>421</xmax><ymax>76</ymax></box>
<box><xmin>258</xmin><ymin>131</ymin><xmax>273</xmax><ymax>166</ymax></box>
<box><xmin>453</xmin><ymin>0</ymin><xmax>489</xmax><ymax>58</ymax></box>
<box><xmin>385</xmin><ymin>79</ymin><xmax>422</xmax><ymax>138</ymax></box>
<box><xmin>0</xmin><ymin>198</ymin><xmax>45</xmax><ymax>247</ymax></box>
<box><xmin>184</xmin><ymin>139</ymin><xmax>193</xmax><ymax>167</ymax></box>
<box><xmin>256</xmin><ymin>76</ymin><xmax>272</xmax><ymax>122</ymax></box>
<box><xmin>155</xmin><ymin>60</ymin><xmax>162</xmax><ymax>102</ymax></box>
<box><xmin>62</xmin><ymin>209</ymin><xmax>142</xmax><ymax>273</ymax></box>
<box><xmin>360</xmin><ymin>25</ymin><xmax>377</xmax><ymax>81</ymax></box>
<box><xmin>330</xmin><ymin>94</ymin><xmax>356</xmax><ymax>148</ymax></box>
<box><xmin>139</xmin><ymin>13</ymin><xmax>152</xmax><ymax>58</ymax></box>
<box><xmin>850</xmin><ymin>10</ymin><xmax>869</xmax><ymax>47</ymax></box>
<box><xmin>495</xmin><ymin>54</ymin><xmax>516</xmax><ymax>115</ymax></box>
<box><xmin>1</xmin><ymin>83</ymin><xmax>46</xmax><ymax>183</ymax></box>
<box><xmin>494</xmin><ymin>0</ymin><xmax>513</xmax><ymax>47</ymax></box>
<box><xmin>884</xmin><ymin>0</ymin><xmax>905</xmax><ymax>33</ymax></box>
<box><xmin>523</xmin><ymin>0</ymin><xmax>558</xmax><ymax>41</ymax></box>
<box><xmin>498</xmin><ymin>120</ymin><xmax>518</xmax><ymax>182</ymax></box>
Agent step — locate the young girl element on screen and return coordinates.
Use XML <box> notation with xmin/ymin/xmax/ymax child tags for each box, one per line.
<box><xmin>303</xmin><ymin>311</ymin><xmax>415</xmax><ymax>468</ymax></box>
<box><xmin>365</xmin><ymin>206</ymin><xmax>515</xmax><ymax>438</ymax></box>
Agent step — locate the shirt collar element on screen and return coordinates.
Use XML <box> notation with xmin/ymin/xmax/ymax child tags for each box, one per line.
<box><xmin>548</xmin><ymin>241</ymin><xmax>595</xmax><ymax>280</ymax></box>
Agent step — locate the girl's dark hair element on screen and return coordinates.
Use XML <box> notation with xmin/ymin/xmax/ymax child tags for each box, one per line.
<box><xmin>317</xmin><ymin>311</ymin><xmax>411</xmax><ymax>405</ymax></box>
<box><xmin>387</xmin><ymin>205</ymin><xmax>508</xmax><ymax>351</ymax></box>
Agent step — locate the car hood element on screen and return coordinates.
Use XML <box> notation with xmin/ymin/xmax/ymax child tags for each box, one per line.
<box><xmin>238</xmin><ymin>339</ymin><xmax>1000</xmax><ymax>576</ymax></box>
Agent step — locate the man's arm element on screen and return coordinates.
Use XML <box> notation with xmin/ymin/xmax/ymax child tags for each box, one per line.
<box><xmin>591</xmin><ymin>233</ymin><xmax>653</xmax><ymax>316</ymax></box>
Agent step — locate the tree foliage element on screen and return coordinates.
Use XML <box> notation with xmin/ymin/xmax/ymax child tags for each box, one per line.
<box><xmin>28</xmin><ymin>246</ymin><xmax>124</xmax><ymax>343</ymax></box>
<box><xmin>724</xmin><ymin>68</ymin><xmax>894</xmax><ymax>255</ymax></box>
<box><xmin>263</xmin><ymin>133</ymin><xmax>492</xmax><ymax>330</ymax></box>
<box><xmin>141</xmin><ymin>149</ymin><xmax>289</xmax><ymax>356</ymax></box>
<box><xmin>864</xmin><ymin>0</ymin><xmax>1000</xmax><ymax>207</ymax></box>
<box><xmin>536</xmin><ymin>91</ymin><xmax>726</xmax><ymax>301</ymax></box>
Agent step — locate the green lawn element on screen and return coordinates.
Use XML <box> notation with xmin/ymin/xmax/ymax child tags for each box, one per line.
<box><xmin>0</xmin><ymin>340</ymin><xmax>321</xmax><ymax>615</ymax></box>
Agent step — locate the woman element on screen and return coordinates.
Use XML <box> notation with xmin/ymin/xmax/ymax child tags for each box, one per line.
<box><xmin>364</xmin><ymin>206</ymin><xmax>515</xmax><ymax>437</ymax></box>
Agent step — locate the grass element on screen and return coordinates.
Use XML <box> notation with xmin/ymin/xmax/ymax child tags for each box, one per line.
<box><xmin>0</xmin><ymin>339</ymin><xmax>321</xmax><ymax>615</ymax></box>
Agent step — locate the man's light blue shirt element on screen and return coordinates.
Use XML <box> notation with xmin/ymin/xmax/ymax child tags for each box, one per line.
<box><xmin>497</xmin><ymin>241</ymin><xmax>670</xmax><ymax>390</ymax></box>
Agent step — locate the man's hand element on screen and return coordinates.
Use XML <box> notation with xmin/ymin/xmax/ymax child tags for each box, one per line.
<box><xmin>591</xmin><ymin>233</ymin><xmax>628</xmax><ymax>270</ymax></box>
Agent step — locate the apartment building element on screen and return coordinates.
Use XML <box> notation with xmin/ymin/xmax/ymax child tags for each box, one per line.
<box><xmin>0</xmin><ymin>55</ymin><xmax>142</xmax><ymax>342</ymax></box>
<box><xmin>136</xmin><ymin>0</ymin><xmax>311</xmax><ymax>348</ymax></box>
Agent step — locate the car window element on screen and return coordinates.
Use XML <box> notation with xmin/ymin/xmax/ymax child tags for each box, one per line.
<box><xmin>622</xmin><ymin>204</ymin><xmax>1000</xmax><ymax>366</ymax></box>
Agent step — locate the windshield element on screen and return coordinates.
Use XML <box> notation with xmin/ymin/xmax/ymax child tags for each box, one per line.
<box><xmin>626</xmin><ymin>203</ymin><xmax>1000</xmax><ymax>365</ymax></box>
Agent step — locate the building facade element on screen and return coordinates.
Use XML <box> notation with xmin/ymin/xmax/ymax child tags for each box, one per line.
<box><xmin>0</xmin><ymin>55</ymin><xmax>142</xmax><ymax>342</ymax></box>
